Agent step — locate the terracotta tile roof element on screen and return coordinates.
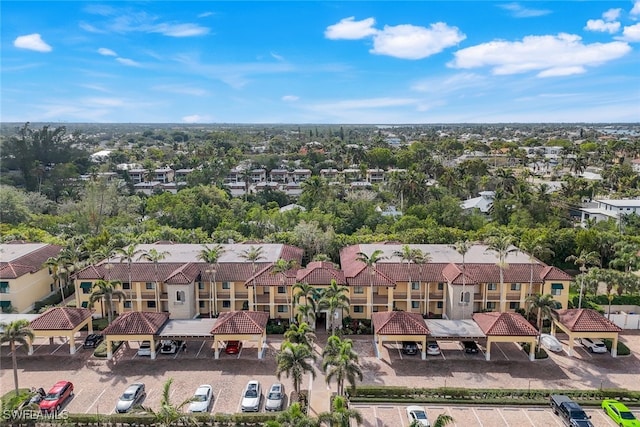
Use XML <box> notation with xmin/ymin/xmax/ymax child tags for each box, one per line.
<box><xmin>0</xmin><ymin>244</ymin><xmax>63</xmax><ymax>279</ymax></box>
<box><xmin>279</xmin><ymin>245</ymin><xmax>305</xmax><ymax>264</ymax></box>
<box><xmin>372</xmin><ymin>311</ymin><xmax>430</xmax><ymax>335</ymax></box>
<box><xmin>554</xmin><ymin>309</ymin><xmax>622</xmax><ymax>332</ymax></box>
<box><xmin>29</xmin><ymin>307</ymin><xmax>93</xmax><ymax>331</ymax></box>
<box><xmin>347</xmin><ymin>267</ymin><xmax>396</xmax><ymax>287</ymax></box>
<box><xmin>296</xmin><ymin>262</ymin><xmax>346</xmax><ymax>285</ymax></box>
<box><xmin>541</xmin><ymin>266</ymin><xmax>573</xmax><ymax>281</ymax></box>
<box><xmin>165</xmin><ymin>263</ymin><xmax>200</xmax><ymax>284</ymax></box>
<box><xmin>102</xmin><ymin>311</ymin><xmax>169</xmax><ymax>335</ymax></box>
<box><xmin>472</xmin><ymin>312</ymin><xmax>538</xmax><ymax>336</ymax></box>
<box><xmin>210</xmin><ymin>311</ymin><xmax>269</xmax><ymax>335</ymax></box>
<box><xmin>339</xmin><ymin>245</ymin><xmax>366</xmax><ymax>278</ymax></box>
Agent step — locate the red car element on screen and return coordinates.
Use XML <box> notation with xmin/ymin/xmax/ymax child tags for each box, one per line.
<box><xmin>225</xmin><ymin>341</ymin><xmax>242</xmax><ymax>354</ymax></box>
<box><xmin>39</xmin><ymin>381</ymin><xmax>74</xmax><ymax>413</ymax></box>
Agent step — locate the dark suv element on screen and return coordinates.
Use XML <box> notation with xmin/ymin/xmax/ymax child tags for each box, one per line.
<box><xmin>402</xmin><ymin>341</ymin><xmax>418</xmax><ymax>355</ymax></box>
<box><xmin>462</xmin><ymin>341</ymin><xmax>479</xmax><ymax>353</ymax></box>
<box><xmin>83</xmin><ymin>334</ymin><xmax>104</xmax><ymax>349</ymax></box>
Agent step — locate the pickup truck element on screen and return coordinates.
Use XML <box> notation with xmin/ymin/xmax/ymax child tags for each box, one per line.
<box><xmin>550</xmin><ymin>394</ymin><xmax>594</xmax><ymax>427</ymax></box>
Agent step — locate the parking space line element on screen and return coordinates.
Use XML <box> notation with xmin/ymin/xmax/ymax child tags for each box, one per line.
<box><xmin>210</xmin><ymin>388</ymin><xmax>222</xmax><ymax>414</ymax></box>
<box><xmin>196</xmin><ymin>340</ymin><xmax>206</xmax><ymax>357</ymax></box>
<box><xmin>396</xmin><ymin>405</ymin><xmax>405</xmax><ymax>427</ymax></box>
<box><xmin>496</xmin><ymin>343</ymin><xmax>509</xmax><ymax>361</ymax></box>
<box><xmin>520</xmin><ymin>407</ymin><xmax>536</xmax><ymax>426</ymax></box>
<box><xmin>236</xmin><ymin>344</ymin><xmax>243</xmax><ymax>359</ymax></box>
<box><xmin>496</xmin><ymin>407</ymin><xmax>509</xmax><ymax>425</ymax></box>
<box><xmin>593</xmin><ymin>408</ymin><xmax>617</xmax><ymax>426</ymax></box>
<box><xmin>471</xmin><ymin>407</ymin><xmax>485</xmax><ymax>426</ymax></box>
<box><xmin>85</xmin><ymin>388</ymin><xmax>106</xmax><ymax>413</ymax></box>
<box><xmin>397</xmin><ymin>341</ymin><xmax>403</xmax><ymax>360</ymax></box>
<box><xmin>372</xmin><ymin>405</ymin><xmax>379</xmax><ymax>427</ymax></box>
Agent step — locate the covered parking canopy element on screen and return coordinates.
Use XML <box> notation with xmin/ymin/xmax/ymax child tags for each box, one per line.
<box><xmin>157</xmin><ymin>318</ymin><xmax>218</xmax><ymax>340</ymax></box>
<box><xmin>372</xmin><ymin>311</ymin><xmax>431</xmax><ymax>360</ymax></box>
<box><xmin>210</xmin><ymin>311</ymin><xmax>269</xmax><ymax>359</ymax></box>
<box><xmin>424</xmin><ymin>318</ymin><xmax>486</xmax><ymax>341</ymax></box>
<box><xmin>102</xmin><ymin>311</ymin><xmax>169</xmax><ymax>359</ymax></box>
<box><xmin>552</xmin><ymin>309</ymin><xmax>622</xmax><ymax>357</ymax></box>
<box><xmin>473</xmin><ymin>312</ymin><xmax>539</xmax><ymax>361</ymax></box>
<box><xmin>29</xmin><ymin>307</ymin><xmax>93</xmax><ymax>355</ymax></box>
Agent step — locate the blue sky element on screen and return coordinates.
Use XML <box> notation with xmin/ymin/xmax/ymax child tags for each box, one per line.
<box><xmin>2</xmin><ymin>1</ymin><xmax>640</xmax><ymax>124</ymax></box>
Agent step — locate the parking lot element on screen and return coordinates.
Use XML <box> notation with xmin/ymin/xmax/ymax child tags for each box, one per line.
<box><xmin>352</xmin><ymin>403</ymin><xmax>630</xmax><ymax>427</ymax></box>
<box><xmin>2</xmin><ymin>331</ymin><xmax>640</xmax><ymax>416</ymax></box>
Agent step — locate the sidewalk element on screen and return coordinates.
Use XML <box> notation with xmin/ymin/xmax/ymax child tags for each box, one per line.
<box><xmin>308</xmin><ymin>331</ymin><xmax>334</xmax><ymax>416</ymax></box>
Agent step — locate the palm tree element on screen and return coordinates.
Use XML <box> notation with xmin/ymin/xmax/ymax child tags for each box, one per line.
<box><xmin>293</xmin><ymin>282</ymin><xmax>319</xmax><ymax>324</ymax></box>
<box><xmin>410</xmin><ymin>414</ymin><xmax>454</xmax><ymax>427</ymax></box>
<box><xmin>296</xmin><ymin>303</ymin><xmax>317</xmax><ymax>325</ymax></box>
<box><xmin>116</xmin><ymin>244</ymin><xmax>142</xmax><ymax>302</ymax></box>
<box><xmin>89</xmin><ymin>279</ymin><xmax>127</xmax><ymax>325</ymax></box>
<box><xmin>518</xmin><ymin>237</ymin><xmax>554</xmax><ymax>297</ymax></box>
<box><xmin>486</xmin><ymin>235</ymin><xmax>517</xmax><ymax>312</ymax></box>
<box><xmin>0</xmin><ymin>319</ymin><xmax>34</xmax><ymax>395</ymax></box>
<box><xmin>453</xmin><ymin>240</ymin><xmax>472</xmax><ymax>319</ymax></box>
<box><xmin>197</xmin><ymin>244</ymin><xmax>226</xmax><ymax>317</ymax></box>
<box><xmin>322</xmin><ymin>336</ymin><xmax>362</xmax><ymax>396</ymax></box>
<box><xmin>272</xmin><ymin>258</ymin><xmax>297</xmax><ymax>322</ymax></box>
<box><xmin>355</xmin><ymin>249</ymin><xmax>385</xmax><ymax>318</ymax></box>
<box><xmin>266</xmin><ymin>402</ymin><xmax>319</xmax><ymax>427</ymax></box>
<box><xmin>138</xmin><ymin>248</ymin><xmax>169</xmax><ymax>312</ymax></box>
<box><xmin>275</xmin><ymin>342</ymin><xmax>317</xmax><ymax>396</ymax></box>
<box><xmin>284</xmin><ymin>322</ymin><xmax>316</xmax><ymax>347</ymax></box>
<box><xmin>240</xmin><ymin>245</ymin><xmax>265</xmax><ymax>311</ymax></box>
<box><xmin>138</xmin><ymin>378</ymin><xmax>195</xmax><ymax>427</ymax></box>
<box><xmin>318</xmin><ymin>280</ymin><xmax>350</xmax><ymax>335</ymax></box>
<box><xmin>317</xmin><ymin>395</ymin><xmax>363</xmax><ymax>427</ymax></box>
<box><xmin>44</xmin><ymin>255</ymin><xmax>67</xmax><ymax>303</ymax></box>
<box><xmin>525</xmin><ymin>293</ymin><xmax>557</xmax><ymax>347</ymax></box>
<box><xmin>566</xmin><ymin>250</ymin><xmax>601</xmax><ymax>308</ymax></box>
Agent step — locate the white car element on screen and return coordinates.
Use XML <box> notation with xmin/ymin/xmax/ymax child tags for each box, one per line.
<box><xmin>426</xmin><ymin>342</ymin><xmax>441</xmax><ymax>356</ymax></box>
<box><xmin>540</xmin><ymin>334</ymin><xmax>563</xmax><ymax>353</ymax></box>
<box><xmin>407</xmin><ymin>405</ymin><xmax>430</xmax><ymax>426</ymax></box>
<box><xmin>137</xmin><ymin>341</ymin><xmax>160</xmax><ymax>357</ymax></box>
<box><xmin>241</xmin><ymin>380</ymin><xmax>261</xmax><ymax>412</ymax></box>
<box><xmin>188</xmin><ymin>385</ymin><xmax>213</xmax><ymax>413</ymax></box>
<box><xmin>580</xmin><ymin>337</ymin><xmax>607</xmax><ymax>353</ymax></box>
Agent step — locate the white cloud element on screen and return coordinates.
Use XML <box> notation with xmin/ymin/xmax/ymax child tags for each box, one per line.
<box><xmin>370</xmin><ymin>22</ymin><xmax>466</xmax><ymax>59</ymax></box>
<box><xmin>631</xmin><ymin>1</ymin><xmax>640</xmax><ymax>16</ymax></box>
<box><xmin>271</xmin><ymin>52</ymin><xmax>284</xmax><ymax>61</ymax></box>
<box><xmin>151</xmin><ymin>23</ymin><xmax>209</xmax><ymax>37</ymax></box>
<box><xmin>618</xmin><ymin>23</ymin><xmax>640</xmax><ymax>41</ymax></box>
<box><xmin>83</xmin><ymin>97</ymin><xmax>125</xmax><ymax>107</ymax></box>
<box><xmin>449</xmin><ymin>33</ymin><xmax>631</xmax><ymax>77</ymax></box>
<box><xmin>98</xmin><ymin>47</ymin><xmax>117</xmax><ymax>56</ymax></box>
<box><xmin>585</xmin><ymin>19</ymin><xmax>621</xmax><ymax>34</ymax></box>
<box><xmin>282</xmin><ymin>95</ymin><xmax>299</xmax><ymax>102</ymax></box>
<box><xmin>115</xmin><ymin>57</ymin><xmax>142</xmax><ymax>67</ymax></box>
<box><xmin>198</xmin><ymin>12</ymin><xmax>214</xmax><ymax>18</ymax></box>
<box><xmin>602</xmin><ymin>8</ymin><xmax>622</xmax><ymax>21</ymax></box>
<box><xmin>152</xmin><ymin>84</ymin><xmax>208</xmax><ymax>96</ymax></box>
<box><xmin>182</xmin><ymin>114</ymin><xmax>213</xmax><ymax>123</ymax></box>
<box><xmin>13</xmin><ymin>33</ymin><xmax>52</xmax><ymax>52</ymax></box>
<box><xmin>498</xmin><ymin>3</ymin><xmax>551</xmax><ymax>18</ymax></box>
<box><xmin>324</xmin><ymin>17</ymin><xmax>377</xmax><ymax>40</ymax></box>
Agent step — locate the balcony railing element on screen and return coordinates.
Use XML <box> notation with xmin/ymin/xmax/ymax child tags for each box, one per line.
<box><xmin>198</xmin><ymin>292</ymin><xmax>211</xmax><ymax>299</ymax></box>
<box><xmin>372</xmin><ymin>295</ymin><xmax>387</xmax><ymax>305</ymax></box>
<box><xmin>217</xmin><ymin>291</ymin><xmax>231</xmax><ymax>299</ymax></box>
<box><xmin>393</xmin><ymin>292</ymin><xmax>407</xmax><ymax>299</ymax></box>
<box><xmin>428</xmin><ymin>293</ymin><xmax>444</xmax><ymax>299</ymax></box>
<box><xmin>235</xmin><ymin>292</ymin><xmax>249</xmax><ymax>299</ymax></box>
<box><xmin>506</xmin><ymin>293</ymin><xmax>522</xmax><ymax>301</ymax></box>
<box><xmin>410</xmin><ymin>292</ymin><xmax>422</xmax><ymax>299</ymax></box>
<box><xmin>139</xmin><ymin>292</ymin><xmax>156</xmax><ymax>299</ymax></box>
<box><xmin>256</xmin><ymin>295</ymin><xmax>269</xmax><ymax>304</ymax></box>
<box><xmin>351</xmin><ymin>296</ymin><xmax>366</xmax><ymax>304</ymax></box>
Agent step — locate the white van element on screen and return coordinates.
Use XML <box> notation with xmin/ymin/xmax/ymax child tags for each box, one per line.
<box><xmin>137</xmin><ymin>340</ymin><xmax>160</xmax><ymax>356</ymax></box>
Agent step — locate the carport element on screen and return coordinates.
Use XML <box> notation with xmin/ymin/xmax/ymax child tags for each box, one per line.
<box><xmin>551</xmin><ymin>308</ymin><xmax>622</xmax><ymax>357</ymax></box>
<box><xmin>473</xmin><ymin>312</ymin><xmax>538</xmax><ymax>361</ymax></box>
<box><xmin>209</xmin><ymin>311</ymin><xmax>269</xmax><ymax>359</ymax></box>
<box><xmin>157</xmin><ymin>318</ymin><xmax>217</xmax><ymax>341</ymax></box>
<box><xmin>101</xmin><ymin>311</ymin><xmax>169</xmax><ymax>359</ymax></box>
<box><xmin>28</xmin><ymin>307</ymin><xmax>93</xmax><ymax>355</ymax></box>
<box><xmin>372</xmin><ymin>311</ymin><xmax>430</xmax><ymax>360</ymax></box>
<box><xmin>424</xmin><ymin>318</ymin><xmax>486</xmax><ymax>342</ymax></box>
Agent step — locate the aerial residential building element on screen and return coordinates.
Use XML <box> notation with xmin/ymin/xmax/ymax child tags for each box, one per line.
<box><xmin>580</xmin><ymin>199</ymin><xmax>640</xmax><ymax>226</ymax></box>
<box><xmin>0</xmin><ymin>242</ymin><xmax>63</xmax><ymax>313</ymax></box>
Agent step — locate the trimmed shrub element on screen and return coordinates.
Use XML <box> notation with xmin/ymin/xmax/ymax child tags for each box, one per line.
<box><xmin>93</xmin><ymin>341</ymin><xmax>123</xmax><ymax>358</ymax></box>
<box><xmin>603</xmin><ymin>338</ymin><xmax>631</xmax><ymax>356</ymax></box>
<box><xmin>520</xmin><ymin>342</ymin><xmax>549</xmax><ymax>359</ymax></box>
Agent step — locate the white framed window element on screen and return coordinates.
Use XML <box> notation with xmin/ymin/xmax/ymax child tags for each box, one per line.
<box><xmin>147</xmin><ymin>301</ymin><xmax>156</xmax><ymax>308</ymax></box>
<box><xmin>277</xmin><ymin>305</ymin><xmax>288</xmax><ymax>313</ymax></box>
<box><xmin>511</xmin><ymin>283</ymin><xmax>521</xmax><ymax>291</ymax></box>
<box><xmin>411</xmin><ymin>282</ymin><xmax>420</xmax><ymax>290</ymax></box>
<box><xmin>146</xmin><ymin>282</ymin><xmax>155</xmax><ymax>290</ymax></box>
<box><xmin>124</xmin><ymin>301</ymin><xmax>132</xmax><ymax>309</ymax></box>
<box><xmin>198</xmin><ymin>282</ymin><xmax>205</xmax><ymax>290</ymax></box>
<box><xmin>487</xmin><ymin>283</ymin><xmax>497</xmax><ymax>291</ymax></box>
<box><xmin>354</xmin><ymin>286</ymin><xmax>364</xmax><ymax>294</ymax></box>
<box><xmin>354</xmin><ymin>306</ymin><xmax>364</xmax><ymax>313</ymax></box>
<box><xmin>486</xmin><ymin>302</ymin><xmax>496</xmax><ymax>310</ymax></box>
<box><xmin>222</xmin><ymin>282</ymin><xmax>231</xmax><ymax>290</ymax></box>
<box><xmin>176</xmin><ymin>290</ymin><xmax>185</xmax><ymax>303</ymax></box>
<box><xmin>437</xmin><ymin>282</ymin><xmax>444</xmax><ymax>291</ymax></box>
<box><xmin>509</xmin><ymin>302</ymin><xmax>520</xmax><ymax>310</ymax></box>
<box><xmin>411</xmin><ymin>301</ymin><xmax>420</xmax><ymax>309</ymax></box>
<box><xmin>278</xmin><ymin>286</ymin><xmax>286</xmax><ymax>294</ymax></box>
<box><xmin>222</xmin><ymin>300</ymin><xmax>231</xmax><ymax>308</ymax></box>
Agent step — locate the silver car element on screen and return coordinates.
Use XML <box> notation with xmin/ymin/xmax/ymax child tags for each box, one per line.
<box><xmin>116</xmin><ymin>383</ymin><xmax>145</xmax><ymax>413</ymax></box>
<box><xmin>265</xmin><ymin>383</ymin><xmax>285</xmax><ymax>411</ymax></box>
<box><xmin>241</xmin><ymin>380</ymin><xmax>261</xmax><ymax>412</ymax></box>
<box><xmin>188</xmin><ymin>385</ymin><xmax>213</xmax><ymax>413</ymax></box>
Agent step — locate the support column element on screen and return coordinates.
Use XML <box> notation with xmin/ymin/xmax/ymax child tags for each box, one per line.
<box><xmin>529</xmin><ymin>340</ymin><xmax>535</xmax><ymax>361</ymax></box>
<box><xmin>375</xmin><ymin>335</ymin><xmax>382</xmax><ymax>359</ymax></box>
<box><xmin>214</xmin><ymin>339</ymin><xmax>220</xmax><ymax>359</ymax></box>
<box><xmin>485</xmin><ymin>340</ymin><xmax>491</xmax><ymax>361</ymax></box>
<box><xmin>69</xmin><ymin>334</ymin><xmax>76</xmax><ymax>355</ymax></box>
<box><xmin>150</xmin><ymin>339</ymin><xmax>157</xmax><ymax>360</ymax></box>
<box><xmin>611</xmin><ymin>336</ymin><xmax>618</xmax><ymax>358</ymax></box>
<box><xmin>421</xmin><ymin>337</ymin><xmax>426</xmax><ymax>360</ymax></box>
<box><xmin>107</xmin><ymin>339</ymin><xmax>113</xmax><ymax>360</ymax></box>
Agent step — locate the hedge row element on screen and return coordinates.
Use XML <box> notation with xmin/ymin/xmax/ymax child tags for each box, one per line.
<box><xmin>603</xmin><ymin>338</ymin><xmax>632</xmax><ymax>356</ymax></box>
<box><xmin>347</xmin><ymin>386</ymin><xmax>640</xmax><ymax>406</ymax></box>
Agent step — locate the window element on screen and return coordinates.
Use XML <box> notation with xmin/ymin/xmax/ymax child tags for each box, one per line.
<box><xmin>277</xmin><ymin>305</ymin><xmax>288</xmax><ymax>313</ymax></box>
<box><xmin>80</xmin><ymin>282</ymin><xmax>92</xmax><ymax>294</ymax></box>
<box><xmin>486</xmin><ymin>302</ymin><xmax>496</xmax><ymax>310</ymax></box>
<box><xmin>459</xmin><ymin>291</ymin><xmax>470</xmax><ymax>304</ymax></box>
<box><xmin>122</xmin><ymin>282</ymin><xmax>131</xmax><ymax>290</ymax></box>
<box><xmin>277</xmin><ymin>286</ymin><xmax>286</xmax><ymax>294</ymax></box>
<box><xmin>437</xmin><ymin>282</ymin><xmax>444</xmax><ymax>291</ymax></box>
<box><xmin>176</xmin><ymin>291</ymin><xmax>185</xmax><ymax>303</ymax></box>
<box><xmin>436</xmin><ymin>301</ymin><xmax>443</xmax><ymax>309</ymax></box>
<box><xmin>373</xmin><ymin>307</ymin><xmax>379</xmax><ymax>312</ymax></box>
<box><xmin>354</xmin><ymin>306</ymin><xmax>364</xmax><ymax>313</ymax></box>
<box><xmin>354</xmin><ymin>286</ymin><xmax>364</xmax><ymax>294</ymax></box>
<box><xmin>198</xmin><ymin>282</ymin><xmax>205</xmax><ymax>290</ymax></box>
<box><xmin>487</xmin><ymin>283</ymin><xmax>497</xmax><ymax>291</ymax></box>
<box><xmin>147</xmin><ymin>301</ymin><xmax>156</xmax><ymax>308</ymax></box>
<box><xmin>0</xmin><ymin>281</ymin><xmax>10</xmax><ymax>294</ymax></box>
<box><xmin>411</xmin><ymin>301</ymin><xmax>420</xmax><ymax>309</ymax></box>
<box><xmin>222</xmin><ymin>282</ymin><xmax>231</xmax><ymax>290</ymax></box>
<box><xmin>551</xmin><ymin>283</ymin><xmax>564</xmax><ymax>296</ymax></box>
<box><xmin>411</xmin><ymin>282</ymin><xmax>420</xmax><ymax>290</ymax></box>
<box><xmin>222</xmin><ymin>300</ymin><xmax>231</xmax><ymax>308</ymax></box>
<box><xmin>509</xmin><ymin>302</ymin><xmax>520</xmax><ymax>310</ymax></box>
<box><xmin>199</xmin><ymin>301</ymin><xmax>205</xmax><ymax>308</ymax></box>
<box><xmin>124</xmin><ymin>301</ymin><xmax>132</xmax><ymax>309</ymax></box>
<box><xmin>511</xmin><ymin>283</ymin><xmax>521</xmax><ymax>291</ymax></box>
<box><xmin>146</xmin><ymin>282</ymin><xmax>155</xmax><ymax>290</ymax></box>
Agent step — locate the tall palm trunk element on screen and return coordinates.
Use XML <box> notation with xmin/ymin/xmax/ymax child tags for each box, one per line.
<box><xmin>11</xmin><ymin>342</ymin><xmax>18</xmax><ymax>395</ymax></box>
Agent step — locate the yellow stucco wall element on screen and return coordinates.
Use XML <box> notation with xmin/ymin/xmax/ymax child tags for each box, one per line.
<box><xmin>2</xmin><ymin>269</ymin><xmax>54</xmax><ymax>313</ymax></box>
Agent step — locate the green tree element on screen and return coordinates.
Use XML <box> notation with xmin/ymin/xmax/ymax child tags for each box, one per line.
<box><xmin>284</xmin><ymin>322</ymin><xmax>316</xmax><ymax>348</ymax></box>
<box><xmin>453</xmin><ymin>240</ymin><xmax>472</xmax><ymax>318</ymax></box>
<box><xmin>486</xmin><ymin>234</ymin><xmax>517</xmax><ymax>312</ymax></box>
<box><xmin>318</xmin><ymin>280</ymin><xmax>350</xmax><ymax>335</ymax></box>
<box><xmin>322</xmin><ymin>336</ymin><xmax>362</xmax><ymax>396</ymax></box>
<box><xmin>272</xmin><ymin>258</ymin><xmax>297</xmax><ymax>322</ymax></box>
<box><xmin>275</xmin><ymin>342</ymin><xmax>317</xmax><ymax>395</ymax></box>
<box><xmin>240</xmin><ymin>245</ymin><xmax>265</xmax><ymax>311</ymax></box>
<box><xmin>293</xmin><ymin>282</ymin><xmax>320</xmax><ymax>324</ymax></box>
<box><xmin>0</xmin><ymin>319</ymin><xmax>34</xmax><ymax>395</ymax></box>
<box><xmin>116</xmin><ymin>244</ymin><xmax>143</xmax><ymax>301</ymax></box>
<box><xmin>410</xmin><ymin>414</ymin><xmax>454</xmax><ymax>427</ymax></box>
<box><xmin>89</xmin><ymin>279</ymin><xmax>126</xmax><ymax>325</ymax></box>
<box><xmin>138</xmin><ymin>248</ymin><xmax>169</xmax><ymax>312</ymax></box>
<box><xmin>566</xmin><ymin>250</ymin><xmax>601</xmax><ymax>308</ymax></box>
<box><xmin>317</xmin><ymin>395</ymin><xmax>363</xmax><ymax>427</ymax></box>
<box><xmin>355</xmin><ymin>249</ymin><xmax>385</xmax><ymax>317</ymax></box>
<box><xmin>197</xmin><ymin>244</ymin><xmax>226</xmax><ymax>317</ymax></box>
<box><xmin>139</xmin><ymin>378</ymin><xmax>195</xmax><ymax>427</ymax></box>
<box><xmin>518</xmin><ymin>237</ymin><xmax>554</xmax><ymax>297</ymax></box>
<box><xmin>265</xmin><ymin>402</ymin><xmax>319</xmax><ymax>427</ymax></box>
<box><xmin>524</xmin><ymin>293</ymin><xmax>557</xmax><ymax>347</ymax></box>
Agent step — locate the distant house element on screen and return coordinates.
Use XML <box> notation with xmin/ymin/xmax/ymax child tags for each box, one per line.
<box><xmin>580</xmin><ymin>199</ymin><xmax>640</xmax><ymax>226</ymax></box>
<box><xmin>462</xmin><ymin>191</ymin><xmax>495</xmax><ymax>214</ymax></box>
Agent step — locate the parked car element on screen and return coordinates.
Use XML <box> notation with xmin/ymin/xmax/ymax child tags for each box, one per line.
<box><xmin>406</xmin><ymin>405</ymin><xmax>430</xmax><ymax>426</ymax></box>
<box><xmin>188</xmin><ymin>385</ymin><xmax>213</xmax><ymax>413</ymax></box>
<box><xmin>265</xmin><ymin>383</ymin><xmax>285</xmax><ymax>411</ymax></box>
<box><xmin>550</xmin><ymin>394</ymin><xmax>593</xmax><ymax>427</ymax></box>
<box><xmin>402</xmin><ymin>341</ymin><xmax>418</xmax><ymax>355</ymax></box>
<box><xmin>580</xmin><ymin>338</ymin><xmax>607</xmax><ymax>353</ymax></box>
<box><xmin>540</xmin><ymin>334</ymin><xmax>563</xmax><ymax>352</ymax></box>
<box><xmin>160</xmin><ymin>340</ymin><xmax>185</xmax><ymax>354</ymax></box>
<box><xmin>137</xmin><ymin>340</ymin><xmax>160</xmax><ymax>357</ymax></box>
<box><xmin>116</xmin><ymin>383</ymin><xmax>145</xmax><ymax>413</ymax></box>
<box><xmin>426</xmin><ymin>342</ymin><xmax>441</xmax><ymax>356</ymax></box>
<box><xmin>241</xmin><ymin>380</ymin><xmax>261</xmax><ymax>412</ymax></box>
<box><xmin>39</xmin><ymin>381</ymin><xmax>73</xmax><ymax>413</ymax></box>
<box><xmin>225</xmin><ymin>340</ymin><xmax>243</xmax><ymax>355</ymax></box>
<box><xmin>82</xmin><ymin>334</ymin><xmax>104</xmax><ymax>349</ymax></box>
<box><xmin>602</xmin><ymin>399</ymin><xmax>640</xmax><ymax>426</ymax></box>
<box><xmin>462</xmin><ymin>341</ymin><xmax>479</xmax><ymax>353</ymax></box>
